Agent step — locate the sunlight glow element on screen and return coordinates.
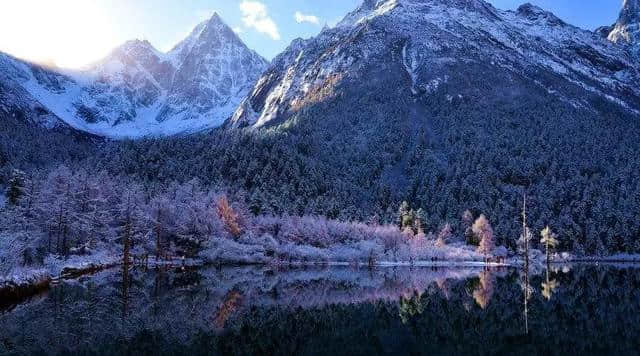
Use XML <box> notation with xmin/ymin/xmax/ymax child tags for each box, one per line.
<box><xmin>0</xmin><ymin>1</ymin><xmax>121</xmax><ymax>68</ymax></box>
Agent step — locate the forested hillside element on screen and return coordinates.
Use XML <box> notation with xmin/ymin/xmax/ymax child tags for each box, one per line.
<box><xmin>84</xmin><ymin>86</ymin><xmax>640</xmax><ymax>255</ymax></box>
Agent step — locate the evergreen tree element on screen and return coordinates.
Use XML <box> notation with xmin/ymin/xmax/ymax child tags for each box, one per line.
<box><xmin>6</xmin><ymin>170</ymin><xmax>25</xmax><ymax>206</ymax></box>
<box><xmin>398</xmin><ymin>201</ymin><xmax>412</xmax><ymax>230</ymax></box>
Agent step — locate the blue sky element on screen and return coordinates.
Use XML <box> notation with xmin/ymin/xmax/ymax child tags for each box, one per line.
<box><xmin>0</xmin><ymin>0</ymin><xmax>624</xmax><ymax>68</ymax></box>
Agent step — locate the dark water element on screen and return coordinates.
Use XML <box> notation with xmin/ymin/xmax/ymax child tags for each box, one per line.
<box><xmin>1</xmin><ymin>264</ymin><xmax>639</xmax><ymax>356</ymax></box>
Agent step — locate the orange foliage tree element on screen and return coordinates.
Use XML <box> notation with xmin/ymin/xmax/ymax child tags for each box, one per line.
<box><xmin>216</xmin><ymin>196</ymin><xmax>243</xmax><ymax>238</ymax></box>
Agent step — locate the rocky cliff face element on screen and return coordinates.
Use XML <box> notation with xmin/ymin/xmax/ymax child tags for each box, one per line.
<box><xmin>602</xmin><ymin>0</ymin><xmax>640</xmax><ymax>56</ymax></box>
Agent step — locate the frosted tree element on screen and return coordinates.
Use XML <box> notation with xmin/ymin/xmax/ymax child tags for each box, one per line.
<box><xmin>70</xmin><ymin>169</ymin><xmax>110</xmax><ymax>252</ymax></box>
<box><xmin>473</xmin><ymin>215</ymin><xmax>494</xmax><ymax>261</ymax></box>
<box><xmin>540</xmin><ymin>226</ymin><xmax>559</xmax><ymax>265</ymax></box>
<box><xmin>414</xmin><ymin>208</ymin><xmax>426</xmax><ymax>234</ymax></box>
<box><xmin>175</xmin><ymin>189</ymin><xmax>223</xmax><ymax>256</ymax></box>
<box><xmin>9</xmin><ymin>171</ymin><xmax>40</xmax><ymax>233</ymax></box>
<box><xmin>436</xmin><ymin>223</ymin><xmax>452</xmax><ymax>247</ymax></box>
<box><xmin>148</xmin><ymin>195</ymin><xmax>173</xmax><ymax>261</ymax></box>
<box><xmin>519</xmin><ymin>193</ymin><xmax>531</xmax><ymax>267</ymax></box>
<box><xmin>116</xmin><ymin>186</ymin><xmax>144</xmax><ymax>265</ymax></box>
<box><xmin>40</xmin><ymin>166</ymin><xmax>74</xmax><ymax>256</ymax></box>
<box><xmin>518</xmin><ymin>227</ymin><xmax>533</xmax><ymax>257</ymax></box>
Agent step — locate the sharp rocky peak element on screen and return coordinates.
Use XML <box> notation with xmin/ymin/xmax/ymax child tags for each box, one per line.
<box><xmin>167</xmin><ymin>12</ymin><xmax>246</xmax><ymax>66</ymax></box>
<box><xmin>116</xmin><ymin>39</ymin><xmax>160</xmax><ymax>57</ymax></box>
<box><xmin>607</xmin><ymin>0</ymin><xmax>640</xmax><ymax>48</ymax></box>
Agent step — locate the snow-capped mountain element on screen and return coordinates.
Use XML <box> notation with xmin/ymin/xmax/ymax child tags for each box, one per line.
<box><xmin>602</xmin><ymin>0</ymin><xmax>640</xmax><ymax>56</ymax></box>
<box><xmin>230</xmin><ymin>0</ymin><xmax>640</xmax><ymax>128</ymax></box>
<box><xmin>158</xmin><ymin>13</ymin><xmax>268</xmax><ymax>124</ymax></box>
<box><xmin>0</xmin><ymin>13</ymin><xmax>268</xmax><ymax>138</ymax></box>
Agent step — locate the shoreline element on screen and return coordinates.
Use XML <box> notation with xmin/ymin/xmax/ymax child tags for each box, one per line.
<box><xmin>3</xmin><ymin>255</ymin><xmax>639</xmax><ymax>309</ymax></box>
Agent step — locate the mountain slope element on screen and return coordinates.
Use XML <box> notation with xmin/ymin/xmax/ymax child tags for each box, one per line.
<box><xmin>231</xmin><ymin>0</ymin><xmax>640</xmax><ymax>128</ymax></box>
<box><xmin>0</xmin><ymin>13</ymin><xmax>268</xmax><ymax>138</ymax></box>
<box><xmin>0</xmin><ymin>53</ymin><xmax>72</xmax><ymax>130</ymax></box>
<box><xmin>0</xmin><ymin>53</ymin><xmax>99</xmax><ymax>174</ymax></box>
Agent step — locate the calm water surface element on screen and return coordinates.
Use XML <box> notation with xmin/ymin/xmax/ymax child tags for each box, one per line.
<box><xmin>1</xmin><ymin>264</ymin><xmax>639</xmax><ymax>355</ymax></box>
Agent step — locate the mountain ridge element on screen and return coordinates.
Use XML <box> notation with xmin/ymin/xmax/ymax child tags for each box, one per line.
<box><xmin>230</xmin><ymin>0</ymin><xmax>640</xmax><ymax>129</ymax></box>
<box><xmin>0</xmin><ymin>13</ymin><xmax>268</xmax><ymax>138</ymax></box>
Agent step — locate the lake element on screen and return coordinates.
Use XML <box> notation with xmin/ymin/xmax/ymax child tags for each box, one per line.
<box><xmin>1</xmin><ymin>264</ymin><xmax>639</xmax><ymax>355</ymax></box>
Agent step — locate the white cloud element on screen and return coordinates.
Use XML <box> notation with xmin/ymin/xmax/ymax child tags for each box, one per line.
<box><xmin>294</xmin><ymin>11</ymin><xmax>320</xmax><ymax>25</ymax></box>
<box><xmin>239</xmin><ymin>1</ymin><xmax>280</xmax><ymax>40</ymax></box>
<box><xmin>233</xmin><ymin>27</ymin><xmax>244</xmax><ymax>34</ymax></box>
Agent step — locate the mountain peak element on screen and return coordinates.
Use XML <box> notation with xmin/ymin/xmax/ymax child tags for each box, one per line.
<box><xmin>516</xmin><ymin>3</ymin><xmax>565</xmax><ymax>26</ymax></box>
<box><xmin>167</xmin><ymin>12</ymin><xmax>241</xmax><ymax>66</ymax></box>
<box><xmin>608</xmin><ymin>0</ymin><xmax>640</xmax><ymax>48</ymax></box>
<box><xmin>208</xmin><ymin>12</ymin><xmax>224</xmax><ymax>24</ymax></box>
<box><xmin>337</xmin><ymin>0</ymin><xmax>399</xmax><ymax>27</ymax></box>
<box><xmin>337</xmin><ymin>0</ymin><xmax>505</xmax><ymax>28</ymax></box>
<box><xmin>119</xmin><ymin>39</ymin><xmax>156</xmax><ymax>53</ymax></box>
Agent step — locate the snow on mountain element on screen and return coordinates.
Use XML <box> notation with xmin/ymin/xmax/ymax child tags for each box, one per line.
<box><xmin>0</xmin><ymin>13</ymin><xmax>268</xmax><ymax>139</ymax></box>
<box><xmin>605</xmin><ymin>0</ymin><xmax>640</xmax><ymax>56</ymax></box>
<box><xmin>230</xmin><ymin>0</ymin><xmax>640</xmax><ymax>128</ymax></box>
<box><xmin>0</xmin><ymin>52</ymin><xmax>73</xmax><ymax>129</ymax></box>
<box><xmin>157</xmin><ymin>13</ymin><xmax>268</xmax><ymax>125</ymax></box>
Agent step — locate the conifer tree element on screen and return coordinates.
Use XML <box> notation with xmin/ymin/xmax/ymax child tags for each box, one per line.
<box><xmin>6</xmin><ymin>170</ymin><xmax>24</xmax><ymax>206</ymax></box>
<box><xmin>398</xmin><ymin>201</ymin><xmax>412</xmax><ymax>230</ymax></box>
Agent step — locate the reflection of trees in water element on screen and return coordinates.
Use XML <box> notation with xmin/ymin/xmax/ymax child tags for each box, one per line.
<box><xmin>473</xmin><ymin>270</ymin><xmax>495</xmax><ymax>309</ymax></box>
<box><xmin>519</xmin><ymin>268</ymin><xmax>533</xmax><ymax>335</ymax></box>
<box><xmin>213</xmin><ymin>288</ymin><xmax>244</xmax><ymax>329</ymax></box>
<box><xmin>435</xmin><ymin>278</ymin><xmax>451</xmax><ymax>300</ymax></box>
<box><xmin>399</xmin><ymin>291</ymin><xmax>425</xmax><ymax>324</ymax></box>
<box><xmin>541</xmin><ymin>268</ymin><xmax>559</xmax><ymax>301</ymax></box>
<box><xmin>122</xmin><ymin>262</ymin><xmax>130</xmax><ymax>319</ymax></box>
<box><xmin>1</xmin><ymin>266</ymin><xmax>640</xmax><ymax>355</ymax></box>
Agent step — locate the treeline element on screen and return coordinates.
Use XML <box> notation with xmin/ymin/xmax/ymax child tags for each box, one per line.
<box><xmin>0</xmin><ymin>108</ymin><xmax>97</xmax><ymax>181</ymax></box>
<box><xmin>1</xmin><ymin>166</ymin><xmax>238</xmax><ymax>265</ymax></box>
<box><xmin>2</xmin><ymin>166</ymin><xmax>491</xmax><ymax>270</ymax></box>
